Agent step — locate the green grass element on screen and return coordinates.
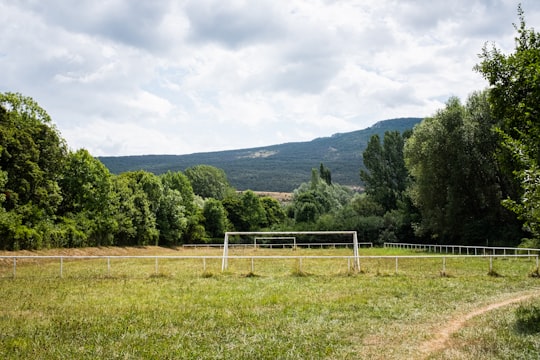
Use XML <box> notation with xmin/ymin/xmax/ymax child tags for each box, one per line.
<box><xmin>433</xmin><ymin>298</ymin><xmax>540</xmax><ymax>359</ymax></box>
<box><xmin>0</xmin><ymin>247</ymin><xmax>539</xmax><ymax>359</ymax></box>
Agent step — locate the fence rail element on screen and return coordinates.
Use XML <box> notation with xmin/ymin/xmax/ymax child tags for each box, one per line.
<box><xmin>384</xmin><ymin>242</ymin><xmax>540</xmax><ymax>256</ymax></box>
<box><xmin>1</xmin><ymin>253</ymin><xmax>537</xmax><ymax>278</ymax></box>
<box><xmin>183</xmin><ymin>242</ymin><xmax>373</xmax><ymax>249</ymax></box>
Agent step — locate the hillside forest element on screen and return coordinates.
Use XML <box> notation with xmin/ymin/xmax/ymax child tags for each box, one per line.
<box><xmin>97</xmin><ymin>117</ymin><xmax>423</xmax><ymax>193</ymax></box>
<box><xmin>1</xmin><ymin>11</ymin><xmax>540</xmax><ymax>250</ymax></box>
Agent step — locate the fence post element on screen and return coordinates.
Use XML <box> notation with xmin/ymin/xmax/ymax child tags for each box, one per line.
<box><xmin>395</xmin><ymin>256</ymin><xmax>398</xmax><ymax>274</ymax></box>
<box><xmin>203</xmin><ymin>257</ymin><xmax>206</xmax><ymax>272</ymax></box>
<box><xmin>13</xmin><ymin>258</ymin><xmax>16</xmax><ymax>278</ymax></box>
<box><xmin>489</xmin><ymin>256</ymin><xmax>493</xmax><ymax>273</ymax></box>
<box><xmin>60</xmin><ymin>256</ymin><xmax>63</xmax><ymax>278</ymax></box>
<box><xmin>442</xmin><ymin>257</ymin><xmax>446</xmax><ymax>274</ymax></box>
<box><xmin>251</xmin><ymin>257</ymin><xmax>254</xmax><ymax>273</ymax></box>
<box><xmin>155</xmin><ymin>257</ymin><xmax>159</xmax><ymax>275</ymax></box>
<box><xmin>107</xmin><ymin>257</ymin><xmax>111</xmax><ymax>276</ymax></box>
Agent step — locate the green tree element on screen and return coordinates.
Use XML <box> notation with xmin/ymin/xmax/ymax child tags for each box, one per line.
<box><xmin>475</xmin><ymin>6</ymin><xmax>540</xmax><ymax>162</ymax></box>
<box><xmin>222</xmin><ymin>191</ymin><xmax>267</xmax><ymax>231</ymax></box>
<box><xmin>350</xmin><ymin>194</ymin><xmax>384</xmax><ymax>217</ymax></box>
<box><xmin>202</xmin><ymin>198</ymin><xmax>229</xmax><ymax>239</ymax></box>
<box><xmin>156</xmin><ymin>187</ymin><xmax>188</xmax><ymax>246</ymax></box>
<box><xmin>111</xmin><ymin>171</ymin><xmax>160</xmax><ymax>246</ymax></box>
<box><xmin>260</xmin><ymin>196</ymin><xmax>286</xmax><ymax>227</ymax></box>
<box><xmin>293</xmin><ymin>191</ymin><xmax>329</xmax><ymax>223</ymax></box>
<box><xmin>404</xmin><ymin>94</ymin><xmax>517</xmax><ymax>245</ymax></box>
<box><xmin>241</xmin><ymin>190</ymin><xmax>266</xmax><ymax>231</ymax></box>
<box><xmin>160</xmin><ymin>171</ymin><xmax>195</xmax><ymax>215</ymax></box>
<box><xmin>475</xmin><ymin>7</ymin><xmax>540</xmax><ymax>244</ymax></box>
<box><xmin>0</xmin><ymin>92</ymin><xmax>68</xmax><ymax>249</ymax></box>
<box><xmin>0</xmin><ymin>93</ymin><xmax>66</xmax><ymax>216</ymax></box>
<box><xmin>185</xmin><ymin>165</ymin><xmax>232</xmax><ymax>200</ymax></box>
<box><xmin>319</xmin><ymin>163</ymin><xmax>332</xmax><ymax>185</ymax></box>
<box><xmin>58</xmin><ymin>149</ymin><xmax>116</xmax><ymax>246</ymax></box>
<box><xmin>159</xmin><ymin>171</ymin><xmax>199</xmax><ymax>245</ymax></box>
<box><xmin>360</xmin><ymin>131</ymin><xmax>409</xmax><ymax>212</ymax></box>
<box><xmin>222</xmin><ymin>195</ymin><xmax>244</xmax><ymax>231</ymax></box>
<box><xmin>500</xmin><ymin>135</ymin><xmax>540</xmax><ymax>243</ymax></box>
<box><xmin>291</xmin><ymin>174</ymin><xmax>352</xmax><ymax>224</ymax></box>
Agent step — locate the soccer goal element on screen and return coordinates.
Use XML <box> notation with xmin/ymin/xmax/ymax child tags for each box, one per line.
<box><xmin>221</xmin><ymin>231</ymin><xmax>360</xmax><ymax>271</ymax></box>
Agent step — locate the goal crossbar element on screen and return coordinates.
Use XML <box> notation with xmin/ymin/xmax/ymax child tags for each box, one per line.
<box><xmin>222</xmin><ymin>231</ymin><xmax>360</xmax><ymax>271</ymax></box>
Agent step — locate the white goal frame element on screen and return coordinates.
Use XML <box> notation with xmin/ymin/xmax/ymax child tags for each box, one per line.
<box><xmin>222</xmin><ymin>231</ymin><xmax>360</xmax><ymax>271</ymax></box>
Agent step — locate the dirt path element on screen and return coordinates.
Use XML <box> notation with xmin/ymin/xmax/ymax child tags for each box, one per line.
<box><xmin>419</xmin><ymin>290</ymin><xmax>540</xmax><ymax>358</ymax></box>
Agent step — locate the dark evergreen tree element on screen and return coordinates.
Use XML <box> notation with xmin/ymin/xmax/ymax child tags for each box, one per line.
<box><xmin>360</xmin><ymin>131</ymin><xmax>408</xmax><ymax>212</ymax></box>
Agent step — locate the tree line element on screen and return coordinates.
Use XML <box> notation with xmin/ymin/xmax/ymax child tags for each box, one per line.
<box><xmin>1</xmin><ymin>9</ymin><xmax>539</xmax><ymax>250</ymax></box>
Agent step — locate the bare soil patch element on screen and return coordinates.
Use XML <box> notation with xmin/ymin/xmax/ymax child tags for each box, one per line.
<box><xmin>253</xmin><ymin>191</ymin><xmax>293</xmax><ymax>202</ymax></box>
<box><xmin>0</xmin><ymin>246</ymin><xmax>186</xmax><ymax>259</ymax></box>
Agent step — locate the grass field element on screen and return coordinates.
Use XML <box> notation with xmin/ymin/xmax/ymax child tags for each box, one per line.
<box><xmin>0</xmin><ymin>246</ymin><xmax>539</xmax><ymax>359</ymax></box>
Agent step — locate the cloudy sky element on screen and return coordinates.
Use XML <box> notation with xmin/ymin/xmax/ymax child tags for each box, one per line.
<box><xmin>2</xmin><ymin>0</ymin><xmax>540</xmax><ymax>156</ymax></box>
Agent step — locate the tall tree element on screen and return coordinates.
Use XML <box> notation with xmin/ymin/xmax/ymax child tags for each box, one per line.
<box><xmin>0</xmin><ymin>93</ymin><xmax>67</xmax><ymax>215</ymax></box>
<box><xmin>291</xmin><ymin>175</ymin><xmax>352</xmax><ymax>224</ymax></box>
<box><xmin>185</xmin><ymin>165</ymin><xmax>232</xmax><ymax>200</ymax></box>
<box><xmin>156</xmin><ymin>186</ymin><xmax>188</xmax><ymax>246</ymax></box>
<box><xmin>319</xmin><ymin>163</ymin><xmax>332</xmax><ymax>185</ymax></box>
<box><xmin>360</xmin><ymin>131</ymin><xmax>409</xmax><ymax>212</ymax></box>
<box><xmin>475</xmin><ymin>6</ymin><xmax>540</xmax><ymax>162</ymax></box>
<box><xmin>202</xmin><ymin>198</ymin><xmax>229</xmax><ymax>239</ymax></box>
<box><xmin>160</xmin><ymin>171</ymin><xmax>195</xmax><ymax>215</ymax></box>
<box><xmin>404</xmin><ymin>93</ymin><xmax>518</xmax><ymax>245</ymax></box>
<box><xmin>0</xmin><ymin>92</ymin><xmax>68</xmax><ymax>249</ymax></box>
<box><xmin>58</xmin><ymin>149</ymin><xmax>116</xmax><ymax>246</ymax></box>
<box><xmin>475</xmin><ymin>7</ymin><xmax>540</xmax><ymax>244</ymax></box>
<box><xmin>111</xmin><ymin>171</ymin><xmax>161</xmax><ymax>246</ymax></box>
<box><xmin>260</xmin><ymin>196</ymin><xmax>286</xmax><ymax>227</ymax></box>
<box><xmin>241</xmin><ymin>190</ymin><xmax>266</xmax><ymax>231</ymax></box>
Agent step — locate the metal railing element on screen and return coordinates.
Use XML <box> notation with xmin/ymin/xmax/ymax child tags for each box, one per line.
<box><xmin>183</xmin><ymin>242</ymin><xmax>373</xmax><ymax>249</ymax></box>
<box><xmin>0</xmin><ymin>253</ymin><xmax>537</xmax><ymax>278</ymax></box>
<box><xmin>384</xmin><ymin>242</ymin><xmax>540</xmax><ymax>256</ymax></box>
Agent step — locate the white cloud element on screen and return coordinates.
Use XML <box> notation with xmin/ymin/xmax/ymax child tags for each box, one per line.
<box><xmin>1</xmin><ymin>0</ymin><xmax>540</xmax><ymax>156</ymax></box>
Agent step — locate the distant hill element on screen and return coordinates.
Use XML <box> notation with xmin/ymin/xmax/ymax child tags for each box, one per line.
<box><xmin>99</xmin><ymin>117</ymin><xmax>422</xmax><ymax>192</ymax></box>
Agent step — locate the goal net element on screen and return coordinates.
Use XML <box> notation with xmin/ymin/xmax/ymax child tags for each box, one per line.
<box><xmin>221</xmin><ymin>231</ymin><xmax>360</xmax><ymax>271</ymax></box>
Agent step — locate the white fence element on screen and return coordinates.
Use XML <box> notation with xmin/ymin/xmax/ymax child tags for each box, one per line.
<box><xmin>0</xmin><ymin>253</ymin><xmax>537</xmax><ymax>278</ymax></box>
<box><xmin>183</xmin><ymin>242</ymin><xmax>373</xmax><ymax>249</ymax></box>
<box><xmin>384</xmin><ymin>242</ymin><xmax>540</xmax><ymax>256</ymax></box>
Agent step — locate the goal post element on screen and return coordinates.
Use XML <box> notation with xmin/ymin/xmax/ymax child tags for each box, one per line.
<box><xmin>221</xmin><ymin>231</ymin><xmax>360</xmax><ymax>271</ymax></box>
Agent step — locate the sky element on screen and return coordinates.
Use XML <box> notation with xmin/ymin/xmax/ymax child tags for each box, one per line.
<box><xmin>2</xmin><ymin>0</ymin><xmax>540</xmax><ymax>157</ymax></box>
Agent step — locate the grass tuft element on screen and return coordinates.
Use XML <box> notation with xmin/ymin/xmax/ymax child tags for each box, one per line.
<box><xmin>201</xmin><ymin>271</ymin><xmax>215</xmax><ymax>278</ymax></box>
<box><xmin>243</xmin><ymin>271</ymin><xmax>260</xmax><ymax>278</ymax></box>
<box><xmin>515</xmin><ymin>302</ymin><xmax>540</xmax><ymax>333</ymax></box>
<box><xmin>528</xmin><ymin>267</ymin><xmax>540</xmax><ymax>278</ymax></box>
<box><xmin>149</xmin><ymin>272</ymin><xmax>171</xmax><ymax>279</ymax></box>
<box><xmin>291</xmin><ymin>269</ymin><xmax>310</xmax><ymax>277</ymax></box>
<box><xmin>440</xmin><ymin>271</ymin><xmax>453</xmax><ymax>278</ymax></box>
<box><xmin>487</xmin><ymin>269</ymin><xmax>502</xmax><ymax>277</ymax></box>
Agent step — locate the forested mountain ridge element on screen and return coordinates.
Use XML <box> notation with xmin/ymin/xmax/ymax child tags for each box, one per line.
<box><xmin>99</xmin><ymin>117</ymin><xmax>422</xmax><ymax>192</ymax></box>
